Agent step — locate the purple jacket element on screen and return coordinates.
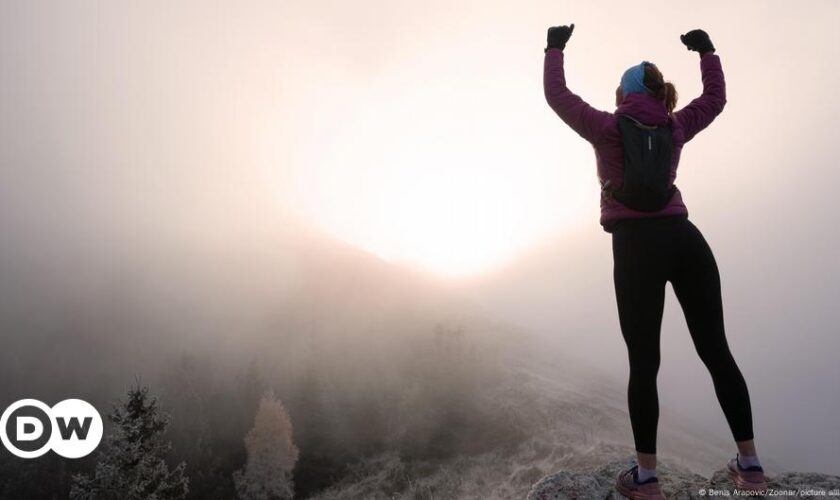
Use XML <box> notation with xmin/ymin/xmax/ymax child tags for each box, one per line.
<box><xmin>543</xmin><ymin>49</ymin><xmax>726</xmax><ymax>232</ymax></box>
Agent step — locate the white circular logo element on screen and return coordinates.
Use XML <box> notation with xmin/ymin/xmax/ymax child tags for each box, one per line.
<box><xmin>0</xmin><ymin>398</ymin><xmax>103</xmax><ymax>459</ymax></box>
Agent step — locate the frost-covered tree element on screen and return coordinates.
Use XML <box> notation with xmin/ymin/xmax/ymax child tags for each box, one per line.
<box><xmin>70</xmin><ymin>383</ymin><xmax>189</xmax><ymax>500</ymax></box>
<box><xmin>233</xmin><ymin>391</ymin><xmax>299</xmax><ymax>500</ymax></box>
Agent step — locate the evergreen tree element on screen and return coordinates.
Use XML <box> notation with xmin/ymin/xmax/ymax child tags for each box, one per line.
<box><xmin>233</xmin><ymin>391</ymin><xmax>299</xmax><ymax>500</ymax></box>
<box><xmin>70</xmin><ymin>383</ymin><xmax>189</xmax><ymax>500</ymax></box>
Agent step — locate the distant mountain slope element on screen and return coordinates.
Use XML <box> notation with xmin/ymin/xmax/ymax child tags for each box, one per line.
<box><xmin>0</xmin><ymin>215</ymin><xmax>785</xmax><ymax>499</ymax></box>
<box><xmin>303</xmin><ymin>338</ymin><xmax>751</xmax><ymax>499</ymax></box>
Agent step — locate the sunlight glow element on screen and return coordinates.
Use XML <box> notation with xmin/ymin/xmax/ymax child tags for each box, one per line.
<box><xmin>260</xmin><ymin>50</ymin><xmax>594</xmax><ymax>277</ymax></box>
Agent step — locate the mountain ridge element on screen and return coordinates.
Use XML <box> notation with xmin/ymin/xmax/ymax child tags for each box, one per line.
<box><xmin>528</xmin><ymin>458</ymin><xmax>840</xmax><ymax>500</ymax></box>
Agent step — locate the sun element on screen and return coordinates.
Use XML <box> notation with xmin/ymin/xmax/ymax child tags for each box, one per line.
<box><xmin>261</xmin><ymin>55</ymin><xmax>593</xmax><ymax>278</ymax></box>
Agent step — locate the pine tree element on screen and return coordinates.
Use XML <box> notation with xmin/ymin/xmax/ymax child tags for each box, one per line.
<box><xmin>233</xmin><ymin>390</ymin><xmax>299</xmax><ymax>500</ymax></box>
<box><xmin>70</xmin><ymin>383</ymin><xmax>189</xmax><ymax>500</ymax></box>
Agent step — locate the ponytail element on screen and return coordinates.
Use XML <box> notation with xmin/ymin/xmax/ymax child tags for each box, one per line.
<box><xmin>644</xmin><ymin>63</ymin><xmax>679</xmax><ymax>115</ymax></box>
<box><xmin>661</xmin><ymin>82</ymin><xmax>678</xmax><ymax>114</ymax></box>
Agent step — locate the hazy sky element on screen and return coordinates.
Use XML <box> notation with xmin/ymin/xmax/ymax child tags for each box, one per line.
<box><xmin>2</xmin><ymin>0</ymin><xmax>838</xmax><ymax>475</ymax></box>
<box><xmin>3</xmin><ymin>0</ymin><xmax>838</xmax><ymax>276</ymax></box>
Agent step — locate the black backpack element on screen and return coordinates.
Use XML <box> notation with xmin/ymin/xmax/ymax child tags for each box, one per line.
<box><xmin>605</xmin><ymin>114</ymin><xmax>677</xmax><ymax>212</ymax></box>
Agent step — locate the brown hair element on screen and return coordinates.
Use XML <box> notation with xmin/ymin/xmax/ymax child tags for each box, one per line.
<box><xmin>644</xmin><ymin>63</ymin><xmax>678</xmax><ymax>115</ymax></box>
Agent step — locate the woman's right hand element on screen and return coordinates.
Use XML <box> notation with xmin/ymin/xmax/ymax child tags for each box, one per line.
<box><xmin>680</xmin><ymin>29</ymin><xmax>715</xmax><ymax>55</ymax></box>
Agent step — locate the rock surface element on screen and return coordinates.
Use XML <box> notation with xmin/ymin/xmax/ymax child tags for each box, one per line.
<box><xmin>527</xmin><ymin>457</ymin><xmax>840</xmax><ymax>500</ymax></box>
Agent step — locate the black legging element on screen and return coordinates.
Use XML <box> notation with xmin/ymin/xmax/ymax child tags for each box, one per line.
<box><xmin>611</xmin><ymin>214</ymin><xmax>755</xmax><ymax>454</ymax></box>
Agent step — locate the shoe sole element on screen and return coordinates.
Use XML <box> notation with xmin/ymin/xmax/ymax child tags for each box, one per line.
<box><xmin>615</xmin><ymin>481</ymin><xmax>667</xmax><ymax>500</ymax></box>
<box><xmin>727</xmin><ymin>467</ymin><xmax>768</xmax><ymax>494</ymax></box>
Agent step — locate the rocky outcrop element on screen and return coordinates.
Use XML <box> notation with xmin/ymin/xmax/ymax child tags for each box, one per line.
<box><xmin>527</xmin><ymin>457</ymin><xmax>840</xmax><ymax>500</ymax></box>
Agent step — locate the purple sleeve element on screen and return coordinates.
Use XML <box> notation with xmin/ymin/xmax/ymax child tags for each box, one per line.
<box><xmin>543</xmin><ymin>48</ymin><xmax>612</xmax><ymax>144</ymax></box>
<box><xmin>673</xmin><ymin>52</ymin><xmax>727</xmax><ymax>142</ymax></box>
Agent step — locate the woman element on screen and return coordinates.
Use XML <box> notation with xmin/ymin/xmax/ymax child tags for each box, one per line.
<box><xmin>543</xmin><ymin>24</ymin><xmax>768</xmax><ymax>499</ymax></box>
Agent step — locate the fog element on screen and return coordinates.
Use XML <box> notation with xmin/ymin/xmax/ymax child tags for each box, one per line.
<box><xmin>0</xmin><ymin>0</ymin><xmax>837</xmax><ymax>497</ymax></box>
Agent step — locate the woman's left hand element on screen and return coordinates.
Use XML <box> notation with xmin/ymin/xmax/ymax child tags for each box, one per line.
<box><xmin>546</xmin><ymin>23</ymin><xmax>575</xmax><ymax>52</ymax></box>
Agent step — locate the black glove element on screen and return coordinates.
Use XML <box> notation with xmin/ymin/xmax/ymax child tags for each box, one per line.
<box><xmin>680</xmin><ymin>29</ymin><xmax>715</xmax><ymax>55</ymax></box>
<box><xmin>545</xmin><ymin>23</ymin><xmax>574</xmax><ymax>53</ymax></box>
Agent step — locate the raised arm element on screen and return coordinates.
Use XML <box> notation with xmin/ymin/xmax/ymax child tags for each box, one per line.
<box><xmin>673</xmin><ymin>29</ymin><xmax>727</xmax><ymax>142</ymax></box>
<box><xmin>543</xmin><ymin>24</ymin><xmax>611</xmax><ymax>144</ymax></box>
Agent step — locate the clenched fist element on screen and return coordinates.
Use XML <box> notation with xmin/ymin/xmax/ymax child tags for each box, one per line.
<box><xmin>680</xmin><ymin>29</ymin><xmax>715</xmax><ymax>55</ymax></box>
<box><xmin>545</xmin><ymin>23</ymin><xmax>575</xmax><ymax>53</ymax></box>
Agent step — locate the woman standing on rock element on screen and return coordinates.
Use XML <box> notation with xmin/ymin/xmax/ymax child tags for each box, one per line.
<box><xmin>543</xmin><ymin>24</ymin><xmax>768</xmax><ymax>499</ymax></box>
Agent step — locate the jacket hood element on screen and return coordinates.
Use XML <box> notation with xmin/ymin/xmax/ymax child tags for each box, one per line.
<box><xmin>615</xmin><ymin>92</ymin><xmax>670</xmax><ymax>126</ymax></box>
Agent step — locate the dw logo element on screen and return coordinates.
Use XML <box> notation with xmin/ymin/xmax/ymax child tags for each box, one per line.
<box><xmin>0</xmin><ymin>399</ymin><xmax>103</xmax><ymax>459</ymax></box>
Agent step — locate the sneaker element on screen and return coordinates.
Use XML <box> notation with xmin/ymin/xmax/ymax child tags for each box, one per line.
<box><xmin>615</xmin><ymin>464</ymin><xmax>667</xmax><ymax>500</ymax></box>
<box><xmin>727</xmin><ymin>453</ymin><xmax>768</xmax><ymax>494</ymax></box>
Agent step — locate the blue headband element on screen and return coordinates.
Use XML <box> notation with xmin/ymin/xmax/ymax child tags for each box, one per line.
<box><xmin>620</xmin><ymin>61</ymin><xmax>654</xmax><ymax>97</ymax></box>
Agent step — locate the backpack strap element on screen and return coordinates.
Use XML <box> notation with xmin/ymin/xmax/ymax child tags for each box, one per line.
<box><xmin>617</xmin><ymin>113</ymin><xmax>659</xmax><ymax>130</ymax></box>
